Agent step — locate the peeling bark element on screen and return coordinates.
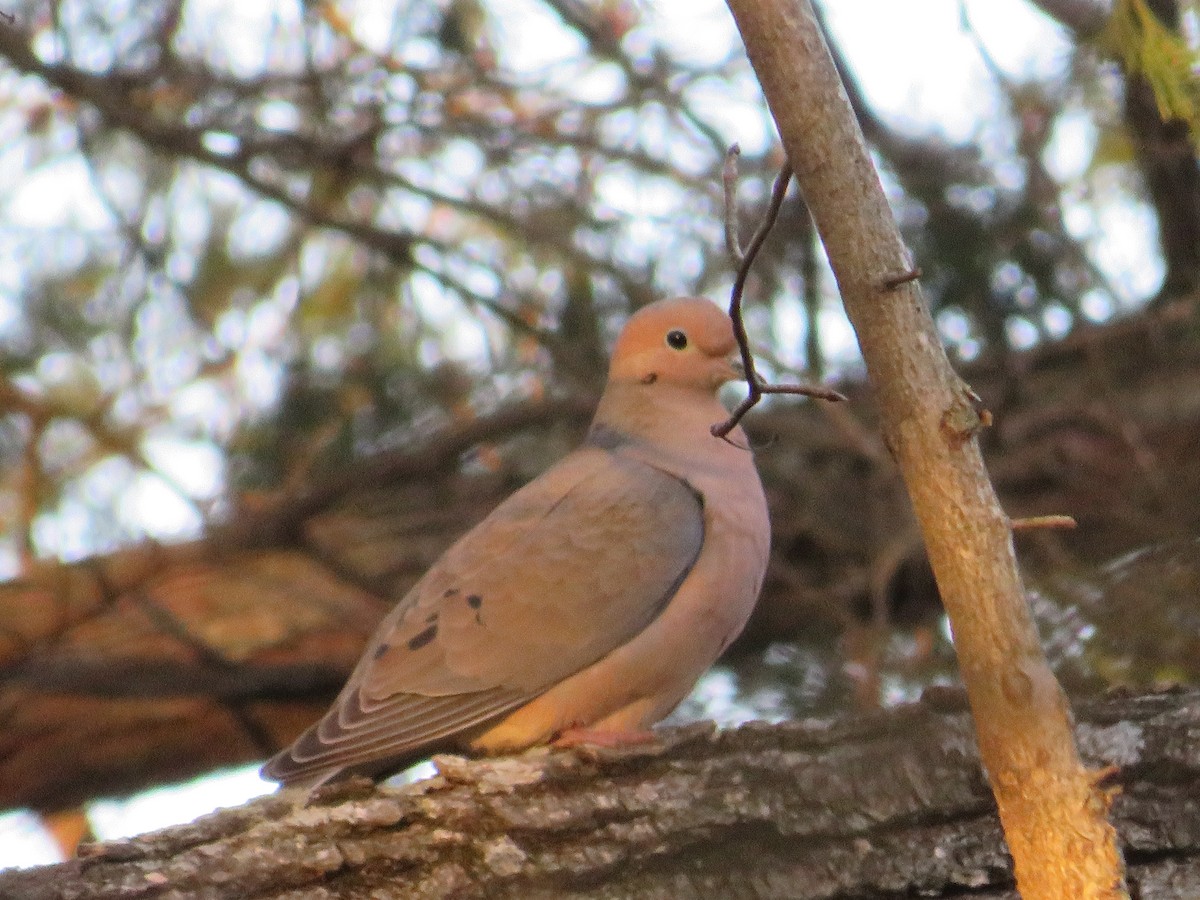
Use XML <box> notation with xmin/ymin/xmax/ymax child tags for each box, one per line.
<box><xmin>0</xmin><ymin>691</ymin><xmax>1196</xmax><ymax>899</ymax></box>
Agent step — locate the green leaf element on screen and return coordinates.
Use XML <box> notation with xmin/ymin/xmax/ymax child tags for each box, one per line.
<box><xmin>1099</xmin><ymin>0</ymin><xmax>1200</xmax><ymax>135</ymax></box>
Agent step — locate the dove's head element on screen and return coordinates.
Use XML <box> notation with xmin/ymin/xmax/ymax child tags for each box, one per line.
<box><xmin>608</xmin><ymin>297</ymin><xmax>741</xmax><ymax>392</ymax></box>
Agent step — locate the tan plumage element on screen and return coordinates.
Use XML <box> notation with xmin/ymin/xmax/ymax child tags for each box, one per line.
<box><xmin>262</xmin><ymin>296</ymin><xmax>770</xmax><ymax>787</ymax></box>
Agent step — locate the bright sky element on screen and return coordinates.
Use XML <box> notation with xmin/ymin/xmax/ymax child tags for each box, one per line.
<box><xmin>0</xmin><ymin>0</ymin><xmax>1158</xmax><ymax>871</ymax></box>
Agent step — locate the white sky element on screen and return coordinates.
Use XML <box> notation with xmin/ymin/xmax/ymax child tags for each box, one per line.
<box><xmin>0</xmin><ymin>0</ymin><xmax>1161</xmax><ymax>871</ymax></box>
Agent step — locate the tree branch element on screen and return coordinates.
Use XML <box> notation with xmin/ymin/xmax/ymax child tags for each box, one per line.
<box><xmin>1028</xmin><ymin>0</ymin><xmax>1112</xmax><ymax>36</ymax></box>
<box><xmin>1</xmin><ymin>691</ymin><xmax>1196</xmax><ymax>899</ymax></box>
<box><xmin>723</xmin><ymin>0</ymin><xmax>1127</xmax><ymax>895</ymax></box>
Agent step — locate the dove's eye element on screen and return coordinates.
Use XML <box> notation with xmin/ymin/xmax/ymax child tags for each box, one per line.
<box><xmin>665</xmin><ymin>330</ymin><xmax>688</xmax><ymax>350</ymax></box>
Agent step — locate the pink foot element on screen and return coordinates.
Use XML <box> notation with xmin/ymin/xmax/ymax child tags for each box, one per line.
<box><xmin>552</xmin><ymin>727</ymin><xmax>659</xmax><ymax>750</ymax></box>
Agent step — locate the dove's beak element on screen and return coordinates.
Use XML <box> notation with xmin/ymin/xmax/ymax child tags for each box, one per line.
<box><xmin>715</xmin><ymin>355</ymin><xmax>746</xmax><ymax>386</ymax></box>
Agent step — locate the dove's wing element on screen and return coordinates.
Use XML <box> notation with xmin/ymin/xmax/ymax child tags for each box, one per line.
<box><xmin>263</xmin><ymin>444</ymin><xmax>703</xmax><ymax>784</ymax></box>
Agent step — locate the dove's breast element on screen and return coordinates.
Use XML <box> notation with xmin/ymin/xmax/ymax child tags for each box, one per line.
<box><xmin>469</xmin><ymin>427</ymin><xmax>770</xmax><ymax>753</ymax></box>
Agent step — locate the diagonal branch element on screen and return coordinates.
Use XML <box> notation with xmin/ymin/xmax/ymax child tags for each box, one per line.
<box><xmin>723</xmin><ymin>1</ymin><xmax>1127</xmax><ymax>896</ymax></box>
<box><xmin>0</xmin><ymin>691</ymin><xmax>1195</xmax><ymax>897</ymax></box>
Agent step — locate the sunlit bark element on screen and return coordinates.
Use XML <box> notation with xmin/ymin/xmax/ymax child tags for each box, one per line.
<box><xmin>723</xmin><ymin>0</ymin><xmax>1128</xmax><ymax>895</ymax></box>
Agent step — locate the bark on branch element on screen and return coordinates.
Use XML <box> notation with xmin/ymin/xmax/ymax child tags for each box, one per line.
<box><xmin>1</xmin><ymin>691</ymin><xmax>1196</xmax><ymax>899</ymax></box>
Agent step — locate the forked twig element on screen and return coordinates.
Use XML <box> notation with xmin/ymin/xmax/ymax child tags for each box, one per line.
<box><xmin>713</xmin><ymin>146</ymin><xmax>846</xmax><ymax>439</ymax></box>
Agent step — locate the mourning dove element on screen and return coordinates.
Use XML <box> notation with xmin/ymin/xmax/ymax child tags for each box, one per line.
<box><xmin>263</xmin><ymin>296</ymin><xmax>770</xmax><ymax>787</ymax></box>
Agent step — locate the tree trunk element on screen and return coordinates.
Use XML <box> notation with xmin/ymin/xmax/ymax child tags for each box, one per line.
<box><xmin>1</xmin><ymin>690</ymin><xmax>1196</xmax><ymax>899</ymax></box>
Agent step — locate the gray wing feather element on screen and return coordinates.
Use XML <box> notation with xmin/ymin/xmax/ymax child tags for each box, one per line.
<box><xmin>263</xmin><ymin>447</ymin><xmax>703</xmax><ymax>785</ymax></box>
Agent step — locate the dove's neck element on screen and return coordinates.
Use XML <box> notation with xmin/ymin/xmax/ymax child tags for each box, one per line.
<box><xmin>588</xmin><ymin>380</ymin><xmax>754</xmax><ymax>482</ymax></box>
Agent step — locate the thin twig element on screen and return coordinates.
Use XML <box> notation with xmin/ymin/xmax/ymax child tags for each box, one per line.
<box><xmin>713</xmin><ymin>150</ymin><xmax>846</xmax><ymax>439</ymax></box>
<box><xmin>722</xmin><ymin>144</ymin><xmax>746</xmax><ymax>265</ymax></box>
<box><xmin>1010</xmin><ymin>514</ymin><xmax>1077</xmax><ymax>532</ymax></box>
<box><xmin>881</xmin><ymin>267</ymin><xmax>922</xmax><ymax>290</ymax></box>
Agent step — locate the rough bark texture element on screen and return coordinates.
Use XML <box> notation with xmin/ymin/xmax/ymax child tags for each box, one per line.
<box><xmin>723</xmin><ymin>1</ymin><xmax>1126</xmax><ymax>896</ymax></box>
<box><xmin>0</xmin><ymin>690</ymin><xmax>1196</xmax><ymax>899</ymax></box>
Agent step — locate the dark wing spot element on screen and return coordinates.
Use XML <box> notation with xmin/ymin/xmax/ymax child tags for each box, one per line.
<box><xmin>426</xmin><ymin>612</ymin><xmax>439</xmax><ymax>624</ymax></box>
<box><xmin>466</xmin><ymin>594</ymin><xmax>482</xmax><ymax>609</ymax></box>
<box><xmin>373</xmin><ymin>642</ymin><xmax>390</xmax><ymax>660</ymax></box>
<box><xmin>443</xmin><ymin>587</ymin><xmax>460</xmax><ymax>598</ymax></box>
<box><xmin>407</xmin><ymin>624</ymin><xmax>438</xmax><ymax>651</ymax></box>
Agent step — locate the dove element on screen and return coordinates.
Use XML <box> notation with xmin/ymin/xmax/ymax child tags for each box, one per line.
<box><xmin>262</xmin><ymin>296</ymin><xmax>771</xmax><ymax>787</ymax></box>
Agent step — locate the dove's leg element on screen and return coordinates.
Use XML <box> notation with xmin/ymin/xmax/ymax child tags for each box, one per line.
<box><xmin>549</xmin><ymin>693</ymin><xmax>670</xmax><ymax>749</ymax></box>
<box><xmin>552</xmin><ymin>727</ymin><xmax>658</xmax><ymax>749</ymax></box>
